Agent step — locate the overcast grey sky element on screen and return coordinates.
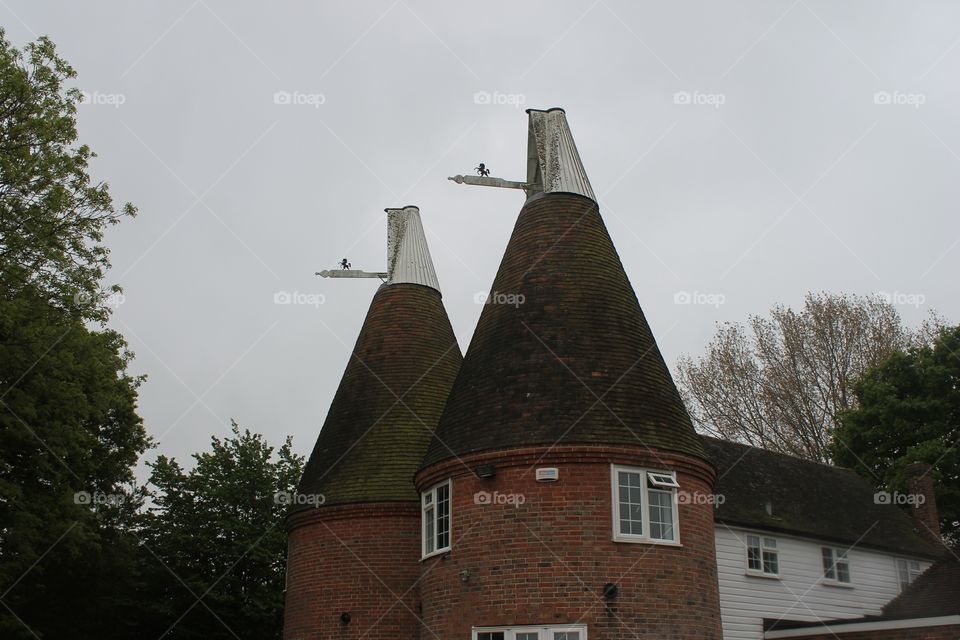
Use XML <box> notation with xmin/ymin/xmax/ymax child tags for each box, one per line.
<box><xmin>4</xmin><ymin>1</ymin><xmax>958</xmax><ymax>473</ymax></box>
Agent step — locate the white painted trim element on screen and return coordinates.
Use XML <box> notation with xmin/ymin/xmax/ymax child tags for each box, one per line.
<box><xmin>473</xmin><ymin>623</ymin><xmax>588</xmax><ymax>640</ymax></box>
<box><xmin>723</xmin><ymin>524</ymin><xmax>935</xmax><ymax>562</ymax></box>
<box><xmin>421</xmin><ymin>479</ymin><xmax>451</xmax><ymax>559</ymax></box>
<box><xmin>821</xmin><ymin>546</ymin><xmax>853</xmax><ymax>586</ymax></box>
<box><xmin>745</xmin><ymin>533</ymin><xmax>780</xmax><ymax>577</ymax></box>
<box><xmin>764</xmin><ymin>615</ymin><xmax>960</xmax><ymax>638</ymax></box>
<box><xmin>610</xmin><ymin>464</ymin><xmax>681</xmax><ymax>545</ymax></box>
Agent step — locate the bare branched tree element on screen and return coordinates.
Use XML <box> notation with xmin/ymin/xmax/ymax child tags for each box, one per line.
<box><xmin>676</xmin><ymin>292</ymin><xmax>942</xmax><ymax>462</ymax></box>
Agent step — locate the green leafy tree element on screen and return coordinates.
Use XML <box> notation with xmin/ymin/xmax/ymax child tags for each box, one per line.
<box><xmin>0</xmin><ymin>285</ymin><xmax>149</xmax><ymax>639</ymax></box>
<box><xmin>0</xmin><ymin>30</ymin><xmax>147</xmax><ymax>638</ymax></box>
<box><xmin>137</xmin><ymin>422</ymin><xmax>304</xmax><ymax>639</ymax></box>
<box><xmin>0</xmin><ymin>28</ymin><xmax>135</xmax><ymax>323</ymax></box>
<box><xmin>832</xmin><ymin>325</ymin><xmax>960</xmax><ymax>541</ymax></box>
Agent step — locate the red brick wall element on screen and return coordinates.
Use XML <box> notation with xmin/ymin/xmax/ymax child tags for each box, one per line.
<box><xmin>284</xmin><ymin>503</ymin><xmax>421</xmax><ymax>640</ymax></box>
<box><xmin>790</xmin><ymin>623</ymin><xmax>960</xmax><ymax>639</ymax></box>
<box><xmin>414</xmin><ymin>445</ymin><xmax>724</xmax><ymax>640</ymax></box>
<box><xmin>905</xmin><ymin>462</ymin><xmax>941</xmax><ymax>542</ymax></box>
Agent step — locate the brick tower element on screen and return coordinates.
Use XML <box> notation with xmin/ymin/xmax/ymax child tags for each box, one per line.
<box><xmin>416</xmin><ymin>109</ymin><xmax>723</xmax><ymax>640</ymax></box>
<box><xmin>284</xmin><ymin>207</ymin><xmax>463</xmax><ymax>640</ymax></box>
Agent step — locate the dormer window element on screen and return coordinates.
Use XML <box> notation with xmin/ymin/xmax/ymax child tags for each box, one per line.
<box><xmin>610</xmin><ymin>465</ymin><xmax>679</xmax><ymax>544</ymax></box>
<box><xmin>422</xmin><ymin>480</ymin><xmax>451</xmax><ymax>558</ymax></box>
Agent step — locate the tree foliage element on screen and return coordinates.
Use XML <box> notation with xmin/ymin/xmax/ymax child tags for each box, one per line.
<box><xmin>831</xmin><ymin>325</ymin><xmax>960</xmax><ymax>541</ymax></box>
<box><xmin>0</xmin><ymin>29</ymin><xmax>148</xmax><ymax>639</ymax></box>
<box><xmin>0</xmin><ymin>28</ymin><xmax>135</xmax><ymax>323</ymax></box>
<box><xmin>0</xmin><ymin>284</ymin><xmax>149</xmax><ymax>639</ymax></box>
<box><xmin>0</xmin><ymin>31</ymin><xmax>302</xmax><ymax>639</ymax></box>
<box><xmin>136</xmin><ymin>422</ymin><xmax>304</xmax><ymax>639</ymax></box>
<box><xmin>676</xmin><ymin>292</ymin><xmax>940</xmax><ymax>462</ymax></box>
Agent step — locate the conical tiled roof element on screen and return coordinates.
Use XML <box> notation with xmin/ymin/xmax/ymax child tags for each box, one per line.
<box><xmin>296</xmin><ymin>212</ymin><xmax>462</xmax><ymax>509</ymax></box>
<box><xmin>422</xmin><ymin>110</ymin><xmax>703</xmax><ymax>468</ymax></box>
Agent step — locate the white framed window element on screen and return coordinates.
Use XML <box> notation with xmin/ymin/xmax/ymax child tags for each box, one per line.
<box><xmin>610</xmin><ymin>465</ymin><xmax>680</xmax><ymax>544</ymax></box>
<box><xmin>896</xmin><ymin>558</ymin><xmax>923</xmax><ymax>591</ymax></box>
<box><xmin>822</xmin><ymin>547</ymin><xmax>852</xmax><ymax>584</ymax></box>
<box><xmin>746</xmin><ymin>534</ymin><xmax>779</xmax><ymax>576</ymax></box>
<box><xmin>422</xmin><ymin>480</ymin><xmax>451</xmax><ymax>558</ymax></box>
<box><xmin>473</xmin><ymin>624</ymin><xmax>586</xmax><ymax>640</ymax></box>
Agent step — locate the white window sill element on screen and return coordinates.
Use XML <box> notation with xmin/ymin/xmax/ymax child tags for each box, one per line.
<box><xmin>745</xmin><ymin>570</ymin><xmax>780</xmax><ymax>580</ymax></box>
<box><xmin>822</xmin><ymin>579</ymin><xmax>854</xmax><ymax>588</ymax></box>
<box><xmin>613</xmin><ymin>535</ymin><xmax>682</xmax><ymax>547</ymax></box>
<box><xmin>420</xmin><ymin>547</ymin><xmax>450</xmax><ymax>562</ymax></box>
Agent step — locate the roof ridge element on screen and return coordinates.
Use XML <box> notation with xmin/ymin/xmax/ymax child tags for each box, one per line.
<box><xmin>697</xmin><ymin>433</ymin><xmax>859</xmax><ymax>472</ymax></box>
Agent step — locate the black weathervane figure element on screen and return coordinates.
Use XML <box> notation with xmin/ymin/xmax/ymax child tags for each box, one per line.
<box><xmin>340</xmin><ymin>258</ymin><xmax>351</xmax><ymax>270</ymax></box>
<box><xmin>475</xmin><ymin>163</ymin><xmax>490</xmax><ymax>177</ymax></box>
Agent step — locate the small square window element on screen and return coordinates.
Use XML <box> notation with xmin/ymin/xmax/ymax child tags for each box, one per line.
<box><xmin>822</xmin><ymin>547</ymin><xmax>851</xmax><ymax>584</ymax></box>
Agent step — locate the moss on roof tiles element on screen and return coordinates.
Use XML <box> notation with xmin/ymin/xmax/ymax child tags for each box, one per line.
<box><xmin>295</xmin><ymin>284</ymin><xmax>462</xmax><ymax>510</ymax></box>
<box><xmin>704</xmin><ymin>436</ymin><xmax>943</xmax><ymax>557</ymax></box>
<box><xmin>421</xmin><ymin>192</ymin><xmax>705</xmax><ymax>469</ymax></box>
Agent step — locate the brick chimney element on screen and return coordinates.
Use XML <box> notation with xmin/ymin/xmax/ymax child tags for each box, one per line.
<box><xmin>904</xmin><ymin>462</ymin><xmax>941</xmax><ymax>543</ymax></box>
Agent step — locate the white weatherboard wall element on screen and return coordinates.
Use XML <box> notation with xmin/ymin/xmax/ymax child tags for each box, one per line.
<box><xmin>714</xmin><ymin>525</ymin><xmax>932</xmax><ymax>640</ymax></box>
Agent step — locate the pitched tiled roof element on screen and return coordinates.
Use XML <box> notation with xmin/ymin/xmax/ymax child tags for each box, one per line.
<box><xmin>296</xmin><ymin>283</ymin><xmax>462</xmax><ymax>509</ymax></box>
<box><xmin>883</xmin><ymin>550</ymin><xmax>960</xmax><ymax>617</ymax></box>
<box><xmin>704</xmin><ymin>436</ymin><xmax>942</xmax><ymax>557</ymax></box>
<box><xmin>421</xmin><ymin>192</ymin><xmax>705</xmax><ymax>468</ymax></box>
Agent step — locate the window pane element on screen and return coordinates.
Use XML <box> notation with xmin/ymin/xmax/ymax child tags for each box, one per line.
<box><xmin>747</xmin><ymin>547</ymin><xmax>761</xmax><ymax>571</ymax></box>
<box><xmin>648</xmin><ymin>471</ymin><xmax>679</xmax><ymax>488</ymax></box>
<box><xmin>437</xmin><ymin>521</ymin><xmax>449</xmax><ymax>549</ymax></box>
<box><xmin>648</xmin><ymin>489</ymin><xmax>674</xmax><ymax>541</ymax></box>
<box><xmin>516</xmin><ymin>633</ymin><xmax>538</xmax><ymax>640</ymax></box>
<box><xmin>837</xmin><ymin>562</ymin><xmax>850</xmax><ymax>583</ymax></box>
<box><xmin>763</xmin><ymin>537</ymin><xmax>777</xmax><ymax>549</ymax></box>
<box><xmin>618</xmin><ymin>470</ymin><xmax>643</xmax><ymax>536</ymax></box>
<box><xmin>436</xmin><ymin>484</ymin><xmax>450</xmax><ymax>549</ymax></box>
<box><xmin>822</xmin><ymin>549</ymin><xmax>835</xmax><ymax>579</ymax></box>
<box><xmin>619</xmin><ymin>510</ymin><xmax>631</xmax><ymax>535</ymax></box>
<box><xmin>554</xmin><ymin>633</ymin><xmax>580</xmax><ymax>640</ymax></box>
<box><xmin>425</xmin><ymin>506</ymin><xmax>435</xmax><ymax>554</ymax></box>
<box><xmin>763</xmin><ymin>550</ymin><xmax>778</xmax><ymax>574</ymax></box>
<box><xmin>747</xmin><ymin>535</ymin><xmax>760</xmax><ymax>547</ymax></box>
<box><xmin>478</xmin><ymin>633</ymin><xmax>505</xmax><ymax>640</ymax></box>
